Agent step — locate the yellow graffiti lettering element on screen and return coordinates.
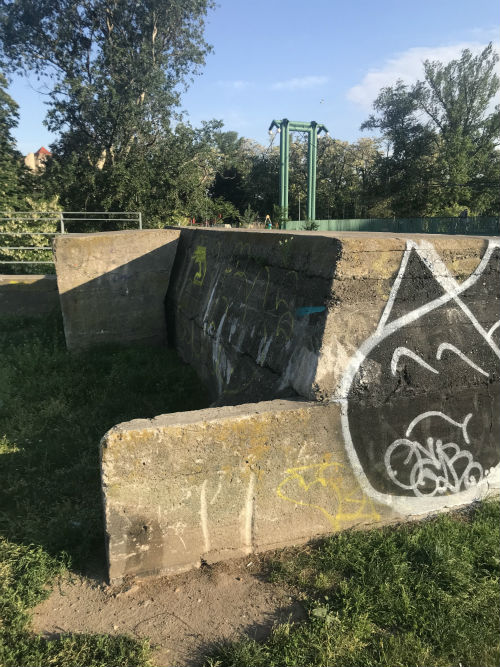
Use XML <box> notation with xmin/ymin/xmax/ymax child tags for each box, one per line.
<box><xmin>276</xmin><ymin>305</ymin><xmax>294</xmax><ymax>341</ymax></box>
<box><xmin>276</xmin><ymin>462</ymin><xmax>380</xmax><ymax>530</ymax></box>
<box><xmin>192</xmin><ymin>246</ymin><xmax>207</xmax><ymax>286</ymax></box>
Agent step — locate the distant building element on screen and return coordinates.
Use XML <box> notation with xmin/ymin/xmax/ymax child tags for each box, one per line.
<box><xmin>24</xmin><ymin>146</ymin><xmax>51</xmax><ymax>171</ymax></box>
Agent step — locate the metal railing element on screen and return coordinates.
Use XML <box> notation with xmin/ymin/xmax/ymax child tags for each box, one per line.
<box><xmin>60</xmin><ymin>211</ymin><xmax>142</xmax><ymax>233</ymax></box>
<box><xmin>0</xmin><ymin>211</ymin><xmax>142</xmax><ymax>270</ymax></box>
<box><xmin>0</xmin><ymin>232</ymin><xmax>56</xmax><ymax>265</ymax></box>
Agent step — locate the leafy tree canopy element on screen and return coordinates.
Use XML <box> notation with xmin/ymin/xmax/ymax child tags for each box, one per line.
<box><xmin>0</xmin><ymin>0</ymin><xmax>216</xmax><ymax>167</ymax></box>
<box><xmin>361</xmin><ymin>44</ymin><xmax>500</xmax><ymax>216</ymax></box>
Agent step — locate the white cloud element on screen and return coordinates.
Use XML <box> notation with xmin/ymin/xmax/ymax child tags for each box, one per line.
<box><xmin>216</xmin><ymin>80</ymin><xmax>253</xmax><ymax>90</ymax></box>
<box><xmin>469</xmin><ymin>27</ymin><xmax>500</xmax><ymax>41</ymax></box>
<box><xmin>215</xmin><ymin>75</ymin><xmax>329</xmax><ymax>94</ymax></box>
<box><xmin>270</xmin><ymin>75</ymin><xmax>329</xmax><ymax>91</ymax></box>
<box><xmin>347</xmin><ymin>41</ymin><xmax>500</xmax><ymax>109</ymax></box>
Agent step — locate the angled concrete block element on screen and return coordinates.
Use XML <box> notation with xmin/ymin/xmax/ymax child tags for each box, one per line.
<box><xmin>167</xmin><ymin>230</ymin><xmax>499</xmax><ymax>405</ymax></box>
<box><xmin>0</xmin><ymin>274</ymin><xmax>59</xmax><ymax>317</ymax></box>
<box><xmin>101</xmin><ymin>399</ymin><xmax>397</xmax><ymax>583</ymax></box>
<box><xmin>54</xmin><ymin>229</ymin><xmax>180</xmax><ymax>349</ymax></box>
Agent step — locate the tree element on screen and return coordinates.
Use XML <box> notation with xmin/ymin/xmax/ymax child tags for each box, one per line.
<box><xmin>245</xmin><ymin>149</ymin><xmax>279</xmax><ymax>218</ymax></box>
<box><xmin>42</xmin><ymin>119</ymin><xmax>225</xmax><ymax>226</ymax></box>
<box><xmin>0</xmin><ymin>72</ymin><xmax>30</xmax><ymax>209</ymax></box>
<box><xmin>417</xmin><ymin>44</ymin><xmax>500</xmax><ymax>215</ymax></box>
<box><xmin>315</xmin><ymin>137</ymin><xmax>382</xmax><ymax>219</ymax></box>
<box><xmin>208</xmin><ymin>131</ymin><xmax>276</xmax><ymax>222</ymax></box>
<box><xmin>0</xmin><ymin>0</ymin><xmax>215</xmax><ymax>166</ymax></box>
<box><xmin>362</xmin><ymin>44</ymin><xmax>500</xmax><ymax>216</ymax></box>
<box><xmin>209</xmin><ymin>131</ymin><xmax>253</xmax><ymax>214</ymax></box>
<box><xmin>361</xmin><ymin>81</ymin><xmax>439</xmax><ymax>216</ymax></box>
<box><xmin>316</xmin><ymin>138</ymin><xmax>353</xmax><ymax>218</ymax></box>
<box><xmin>0</xmin><ymin>0</ymin><xmax>216</xmax><ymax>220</ymax></box>
<box><xmin>288</xmin><ymin>133</ymin><xmax>308</xmax><ymax>220</ymax></box>
<box><xmin>0</xmin><ymin>74</ymin><xmax>60</xmax><ymax>271</ymax></box>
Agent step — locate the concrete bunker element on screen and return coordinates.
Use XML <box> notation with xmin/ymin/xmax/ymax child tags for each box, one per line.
<box><xmin>52</xmin><ymin>228</ymin><xmax>500</xmax><ymax>582</ymax></box>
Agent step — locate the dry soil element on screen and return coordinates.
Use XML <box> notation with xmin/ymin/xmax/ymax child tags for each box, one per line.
<box><xmin>32</xmin><ymin>554</ymin><xmax>305</xmax><ymax>667</ymax></box>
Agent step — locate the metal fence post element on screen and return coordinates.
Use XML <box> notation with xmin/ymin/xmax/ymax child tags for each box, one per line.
<box><xmin>138</xmin><ymin>212</ymin><xmax>142</xmax><ymax>230</ymax></box>
<box><xmin>60</xmin><ymin>212</ymin><xmax>65</xmax><ymax>234</ymax></box>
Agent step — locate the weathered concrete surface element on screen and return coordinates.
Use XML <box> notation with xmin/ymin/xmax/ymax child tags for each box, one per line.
<box><xmin>337</xmin><ymin>237</ymin><xmax>500</xmax><ymax>514</ymax></box>
<box><xmin>54</xmin><ymin>229</ymin><xmax>180</xmax><ymax>349</ymax></box>
<box><xmin>101</xmin><ymin>394</ymin><xmax>499</xmax><ymax>583</ymax></box>
<box><xmin>104</xmin><ymin>231</ymin><xmax>500</xmax><ymax>581</ymax></box>
<box><xmin>0</xmin><ymin>274</ymin><xmax>59</xmax><ymax>317</ymax></box>
<box><xmin>166</xmin><ymin>230</ymin><xmax>499</xmax><ymax>406</ymax></box>
<box><xmin>101</xmin><ymin>399</ymin><xmax>397</xmax><ymax>582</ymax></box>
<box><xmin>166</xmin><ymin>228</ymin><xmax>339</xmax><ymax>404</ymax></box>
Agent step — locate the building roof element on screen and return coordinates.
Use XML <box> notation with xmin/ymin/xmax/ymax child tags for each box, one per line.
<box><xmin>35</xmin><ymin>146</ymin><xmax>51</xmax><ymax>156</ymax></box>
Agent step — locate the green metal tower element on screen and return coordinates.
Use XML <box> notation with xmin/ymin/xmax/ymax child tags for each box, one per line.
<box><xmin>268</xmin><ymin>119</ymin><xmax>328</xmax><ymax>223</ymax></box>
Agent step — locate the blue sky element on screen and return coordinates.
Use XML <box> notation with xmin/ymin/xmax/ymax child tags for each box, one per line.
<box><xmin>7</xmin><ymin>0</ymin><xmax>500</xmax><ymax>155</ymax></box>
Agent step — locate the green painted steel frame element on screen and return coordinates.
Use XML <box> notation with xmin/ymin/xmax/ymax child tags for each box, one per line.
<box><xmin>269</xmin><ymin>119</ymin><xmax>327</xmax><ymax>223</ymax></box>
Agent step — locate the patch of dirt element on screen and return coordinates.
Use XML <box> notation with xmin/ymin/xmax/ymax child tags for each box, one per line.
<box><xmin>32</xmin><ymin>555</ymin><xmax>306</xmax><ymax>667</ymax></box>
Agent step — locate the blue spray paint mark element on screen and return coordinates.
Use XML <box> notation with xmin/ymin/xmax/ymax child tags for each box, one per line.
<box><xmin>295</xmin><ymin>306</ymin><xmax>326</xmax><ymax>318</ymax></box>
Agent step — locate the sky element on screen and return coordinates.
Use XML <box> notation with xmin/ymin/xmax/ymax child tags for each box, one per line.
<box><xmin>6</xmin><ymin>0</ymin><xmax>500</xmax><ymax>155</ymax></box>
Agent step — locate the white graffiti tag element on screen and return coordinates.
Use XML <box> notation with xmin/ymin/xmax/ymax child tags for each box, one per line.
<box><xmin>335</xmin><ymin>239</ymin><xmax>500</xmax><ymax>514</ymax></box>
<box><xmin>385</xmin><ymin>411</ymin><xmax>483</xmax><ymax>497</ymax></box>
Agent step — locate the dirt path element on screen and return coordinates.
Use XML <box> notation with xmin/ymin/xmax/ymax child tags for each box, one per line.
<box><xmin>32</xmin><ymin>555</ymin><xmax>305</xmax><ymax>667</ymax></box>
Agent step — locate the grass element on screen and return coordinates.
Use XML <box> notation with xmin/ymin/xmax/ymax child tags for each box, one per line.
<box><xmin>204</xmin><ymin>501</ymin><xmax>500</xmax><ymax>667</ymax></box>
<box><xmin>1</xmin><ymin>313</ymin><xmax>499</xmax><ymax>667</ymax></box>
<box><xmin>0</xmin><ymin>313</ymin><xmax>211</xmax><ymax>666</ymax></box>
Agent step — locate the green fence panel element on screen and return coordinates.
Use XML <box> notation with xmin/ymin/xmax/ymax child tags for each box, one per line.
<box><xmin>284</xmin><ymin>217</ymin><xmax>499</xmax><ymax>235</ymax></box>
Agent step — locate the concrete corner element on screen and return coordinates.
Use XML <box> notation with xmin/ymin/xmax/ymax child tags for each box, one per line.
<box><xmin>54</xmin><ymin>229</ymin><xmax>180</xmax><ymax>349</ymax></box>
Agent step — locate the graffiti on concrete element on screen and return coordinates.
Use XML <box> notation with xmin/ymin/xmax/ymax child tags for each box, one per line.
<box><xmin>199</xmin><ymin>471</ymin><xmax>256</xmax><ymax>555</ymax></box>
<box><xmin>175</xmin><ymin>237</ymin><xmax>327</xmax><ymax>400</ymax></box>
<box><xmin>337</xmin><ymin>239</ymin><xmax>500</xmax><ymax>513</ymax></box>
<box><xmin>384</xmin><ymin>410</ymin><xmax>483</xmax><ymax>497</ymax></box>
<box><xmin>192</xmin><ymin>245</ymin><xmax>207</xmax><ymax>286</ymax></box>
<box><xmin>276</xmin><ymin>461</ymin><xmax>380</xmax><ymax>529</ymax></box>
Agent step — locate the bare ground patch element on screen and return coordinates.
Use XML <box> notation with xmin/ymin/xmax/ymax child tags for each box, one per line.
<box><xmin>32</xmin><ymin>554</ymin><xmax>305</xmax><ymax>667</ymax></box>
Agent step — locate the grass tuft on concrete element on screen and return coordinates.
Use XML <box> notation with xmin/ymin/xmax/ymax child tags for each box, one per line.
<box><xmin>0</xmin><ymin>313</ymin><xmax>210</xmax><ymax>666</ymax></box>
<box><xmin>204</xmin><ymin>500</ymin><xmax>500</xmax><ymax>667</ymax></box>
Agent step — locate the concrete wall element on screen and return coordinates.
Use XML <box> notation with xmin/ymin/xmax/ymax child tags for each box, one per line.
<box><xmin>54</xmin><ymin>229</ymin><xmax>180</xmax><ymax>349</ymax></box>
<box><xmin>167</xmin><ymin>231</ymin><xmax>500</xmax><ymax>406</ymax></box>
<box><xmin>337</xmin><ymin>237</ymin><xmax>500</xmax><ymax>515</ymax></box>
<box><xmin>102</xmin><ymin>230</ymin><xmax>500</xmax><ymax>582</ymax></box>
<box><xmin>5</xmin><ymin>230</ymin><xmax>497</xmax><ymax>581</ymax></box>
<box><xmin>0</xmin><ymin>275</ymin><xmax>59</xmax><ymax>318</ymax></box>
<box><xmin>166</xmin><ymin>228</ymin><xmax>339</xmax><ymax>404</ymax></box>
<box><xmin>101</xmin><ymin>399</ymin><xmax>398</xmax><ymax>582</ymax></box>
